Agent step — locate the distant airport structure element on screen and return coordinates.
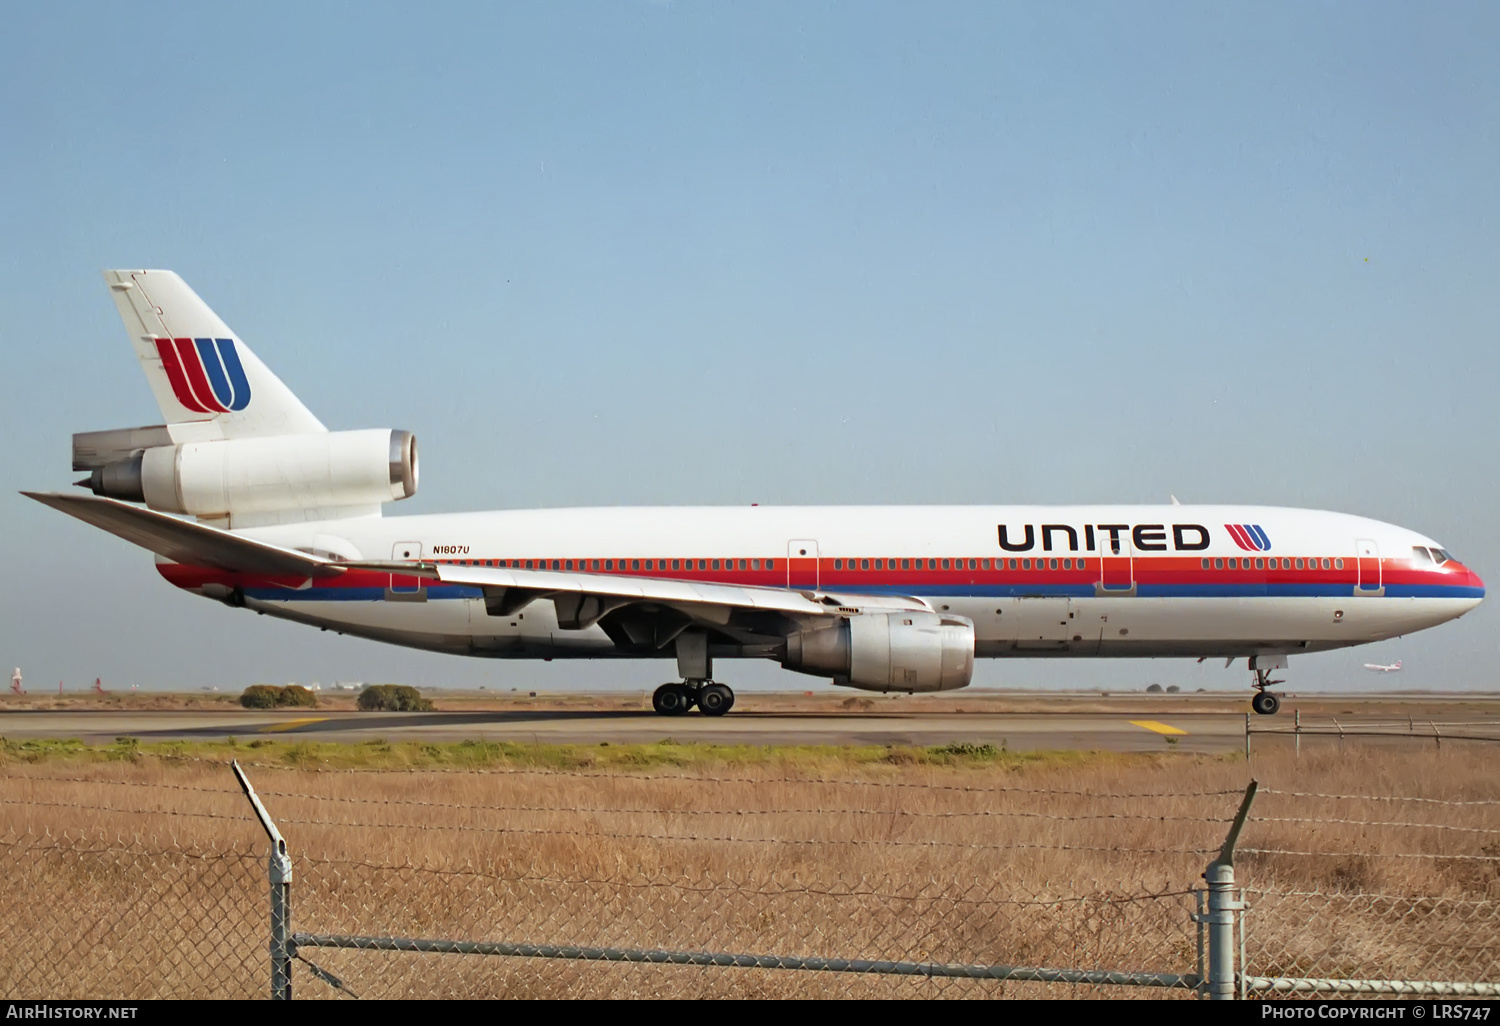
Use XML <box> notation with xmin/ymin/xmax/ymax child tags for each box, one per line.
<box><xmin>10</xmin><ymin>668</ymin><xmax>22</xmax><ymax>695</ymax></box>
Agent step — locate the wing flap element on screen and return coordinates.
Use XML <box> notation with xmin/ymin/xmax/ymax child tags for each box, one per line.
<box><xmin>23</xmin><ymin>491</ymin><xmax>342</xmax><ymax>578</ymax></box>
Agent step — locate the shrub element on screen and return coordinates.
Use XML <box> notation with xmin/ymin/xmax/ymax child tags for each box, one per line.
<box><xmin>278</xmin><ymin>685</ymin><xmax>318</xmax><ymax>708</ymax></box>
<box><xmin>240</xmin><ymin>684</ymin><xmax>319</xmax><ymax>709</ymax></box>
<box><xmin>930</xmin><ymin>741</ymin><xmax>998</xmax><ymax>758</ymax></box>
<box><xmin>240</xmin><ymin>685</ymin><xmax>282</xmax><ymax>709</ymax></box>
<box><xmin>357</xmin><ymin>685</ymin><xmax>433</xmax><ymax>712</ymax></box>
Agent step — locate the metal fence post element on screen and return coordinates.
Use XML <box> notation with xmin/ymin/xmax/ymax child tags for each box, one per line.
<box><xmin>1204</xmin><ymin>780</ymin><xmax>1257</xmax><ymax>1000</ymax></box>
<box><xmin>233</xmin><ymin>760</ymin><xmax>294</xmax><ymax>1000</ymax></box>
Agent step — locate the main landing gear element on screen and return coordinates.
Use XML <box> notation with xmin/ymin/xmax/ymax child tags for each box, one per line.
<box><xmin>1249</xmin><ymin>655</ymin><xmax>1287</xmax><ymax>716</ymax></box>
<box><xmin>652</xmin><ymin>681</ymin><xmax>735</xmax><ymax>717</ymax></box>
<box><xmin>654</xmin><ymin>630</ymin><xmax>735</xmax><ymax>716</ymax></box>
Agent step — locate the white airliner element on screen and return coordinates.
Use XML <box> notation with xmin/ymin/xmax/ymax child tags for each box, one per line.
<box><xmin>1363</xmin><ymin>660</ymin><xmax>1403</xmax><ymax>673</ymax></box>
<box><xmin>26</xmin><ymin>272</ymin><xmax>1485</xmax><ymax>718</ymax></box>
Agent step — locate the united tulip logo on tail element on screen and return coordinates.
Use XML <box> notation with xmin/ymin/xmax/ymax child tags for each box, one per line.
<box><xmin>153</xmin><ymin>337</ymin><xmax>251</xmax><ymax>413</ymax></box>
<box><xmin>1225</xmin><ymin>524</ymin><xmax>1271</xmax><ymax>552</ymax></box>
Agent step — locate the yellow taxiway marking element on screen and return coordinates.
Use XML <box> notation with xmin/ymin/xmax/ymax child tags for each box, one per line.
<box><xmin>258</xmin><ymin>717</ymin><xmax>328</xmax><ymax>733</ymax></box>
<box><xmin>1129</xmin><ymin>719</ymin><xmax>1189</xmax><ymax>736</ymax></box>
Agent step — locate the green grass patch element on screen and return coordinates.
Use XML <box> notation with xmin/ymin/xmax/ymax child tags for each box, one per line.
<box><xmin>0</xmin><ymin>734</ymin><xmax>1194</xmax><ymax>774</ymax></box>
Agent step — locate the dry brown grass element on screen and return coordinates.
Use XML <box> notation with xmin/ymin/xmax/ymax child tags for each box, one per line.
<box><xmin>2</xmin><ymin>739</ymin><xmax>1497</xmax><ymax>998</ymax></box>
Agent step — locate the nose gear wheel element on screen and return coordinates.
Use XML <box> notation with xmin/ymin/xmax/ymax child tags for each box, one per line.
<box><xmin>1251</xmin><ymin>667</ymin><xmax>1283</xmax><ymax>716</ymax></box>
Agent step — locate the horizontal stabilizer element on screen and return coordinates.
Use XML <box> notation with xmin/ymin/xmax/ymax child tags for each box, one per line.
<box><xmin>22</xmin><ymin>492</ymin><xmax>343</xmax><ymax>578</ymax></box>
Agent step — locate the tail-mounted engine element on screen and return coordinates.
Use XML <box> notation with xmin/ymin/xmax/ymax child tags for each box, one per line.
<box><xmin>74</xmin><ymin>427</ymin><xmax>417</xmax><ymax>520</ymax></box>
<box><xmin>782</xmin><ymin>612</ymin><xmax>975</xmax><ymax>693</ymax></box>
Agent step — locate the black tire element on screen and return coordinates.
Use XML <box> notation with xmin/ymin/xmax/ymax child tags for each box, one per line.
<box><xmin>698</xmin><ymin>684</ymin><xmax>734</xmax><ymax>716</ymax></box>
<box><xmin>652</xmin><ymin>683</ymin><xmax>692</xmax><ymax>716</ymax></box>
<box><xmin>1251</xmin><ymin>691</ymin><xmax>1281</xmax><ymax>716</ymax></box>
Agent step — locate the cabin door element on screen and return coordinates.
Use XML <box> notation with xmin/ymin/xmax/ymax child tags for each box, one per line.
<box><xmin>1355</xmin><ymin>538</ymin><xmax>1382</xmax><ymax>595</ymax></box>
<box><xmin>388</xmin><ymin>541</ymin><xmax>427</xmax><ymax>601</ymax></box>
<box><xmin>1098</xmin><ymin>529</ymin><xmax>1135</xmax><ymax>594</ymax></box>
<box><xmin>787</xmin><ymin>540</ymin><xmax>820</xmax><ymax>591</ymax></box>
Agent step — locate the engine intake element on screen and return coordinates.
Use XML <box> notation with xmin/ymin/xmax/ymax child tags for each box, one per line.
<box><xmin>782</xmin><ymin>612</ymin><xmax>975</xmax><ymax>693</ymax></box>
<box><xmin>78</xmin><ymin>428</ymin><xmax>418</xmax><ymax>518</ymax></box>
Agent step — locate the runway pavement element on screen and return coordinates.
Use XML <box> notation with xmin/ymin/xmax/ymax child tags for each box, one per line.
<box><xmin>4</xmin><ymin>694</ymin><xmax>1498</xmax><ymax>753</ymax></box>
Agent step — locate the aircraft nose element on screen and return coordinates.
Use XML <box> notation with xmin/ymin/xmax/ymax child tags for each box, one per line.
<box><xmin>1452</xmin><ymin>562</ymin><xmax>1484</xmax><ymax>615</ymax></box>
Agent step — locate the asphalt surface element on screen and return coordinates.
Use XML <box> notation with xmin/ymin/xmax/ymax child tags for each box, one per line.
<box><xmin>5</xmin><ymin>696</ymin><xmax>1498</xmax><ymax>753</ymax></box>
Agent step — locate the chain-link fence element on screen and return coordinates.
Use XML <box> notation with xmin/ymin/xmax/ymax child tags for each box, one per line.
<box><xmin>1233</xmin><ymin>781</ymin><xmax>1500</xmax><ymax>997</ymax></box>
<box><xmin>1</xmin><ymin>741</ymin><xmax>1497</xmax><ymax>999</ymax></box>
<box><xmin>0</xmin><ymin>832</ymin><xmax>265</xmax><ymax>999</ymax></box>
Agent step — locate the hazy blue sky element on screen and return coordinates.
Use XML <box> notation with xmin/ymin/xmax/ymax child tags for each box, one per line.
<box><xmin>2</xmin><ymin>2</ymin><xmax>1496</xmax><ymax>694</ymax></box>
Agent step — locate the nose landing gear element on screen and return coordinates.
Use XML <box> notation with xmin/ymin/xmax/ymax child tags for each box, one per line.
<box><xmin>1249</xmin><ymin>655</ymin><xmax>1287</xmax><ymax>716</ymax></box>
<box><xmin>1251</xmin><ymin>688</ymin><xmax>1281</xmax><ymax>716</ymax></box>
<box><xmin>651</xmin><ymin>681</ymin><xmax>736</xmax><ymax>717</ymax></box>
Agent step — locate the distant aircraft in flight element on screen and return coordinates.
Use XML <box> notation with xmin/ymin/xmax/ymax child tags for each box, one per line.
<box><xmin>1363</xmin><ymin>660</ymin><xmax>1402</xmax><ymax>673</ymax></box>
<box><xmin>25</xmin><ymin>271</ymin><xmax>1486</xmax><ymax>719</ymax></box>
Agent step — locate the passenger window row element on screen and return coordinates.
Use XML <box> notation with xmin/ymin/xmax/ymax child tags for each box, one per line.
<box><xmin>1199</xmin><ymin>557</ymin><xmax>1343</xmax><ymax>570</ymax></box>
<box><xmin>433</xmin><ymin>555</ymin><xmax>1378</xmax><ymax>575</ymax></box>
<box><xmin>831</xmin><ymin>558</ymin><xmax>1087</xmax><ymax>571</ymax></box>
<box><xmin>437</xmin><ymin>558</ymin><xmax>778</xmax><ymax>571</ymax></box>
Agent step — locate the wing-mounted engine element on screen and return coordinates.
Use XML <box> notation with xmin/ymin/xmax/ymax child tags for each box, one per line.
<box><xmin>782</xmin><ymin>612</ymin><xmax>975</xmax><ymax>693</ymax></box>
<box><xmin>74</xmin><ymin>426</ymin><xmax>417</xmax><ymax>525</ymax></box>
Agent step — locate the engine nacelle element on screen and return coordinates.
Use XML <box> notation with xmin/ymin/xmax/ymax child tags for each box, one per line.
<box><xmin>81</xmin><ymin>428</ymin><xmax>417</xmax><ymax>518</ymax></box>
<box><xmin>782</xmin><ymin>612</ymin><xmax>975</xmax><ymax>693</ymax></box>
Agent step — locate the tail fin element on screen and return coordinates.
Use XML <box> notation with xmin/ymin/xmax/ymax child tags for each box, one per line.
<box><xmin>104</xmin><ymin>270</ymin><xmax>325</xmax><ymax>438</ymax></box>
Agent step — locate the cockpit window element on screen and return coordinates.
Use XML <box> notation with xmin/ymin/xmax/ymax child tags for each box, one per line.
<box><xmin>1412</xmin><ymin>546</ymin><xmax>1433</xmax><ymax>563</ymax></box>
<box><xmin>1433</xmin><ymin>548</ymin><xmax>1453</xmax><ymax>565</ymax></box>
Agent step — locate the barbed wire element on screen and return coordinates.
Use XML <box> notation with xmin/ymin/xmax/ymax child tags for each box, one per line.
<box><xmin>0</xmin><ymin>797</ymin><xmax>1218</xmax><ymax>853</ymax></box>
<box><xmin>1260</xmin><ymin>788</ymin><xmax>1500</xmax><ymax>806</ymax></box>
<box><xmin>3</xmin><ymin>776</ymin><xmax>239</xmax><ymax>796</ymax></box>
<box><xmin>0</xmin><ymin>832</ymin><xmax>262</xmax><ymax>862</ymax></box>
<box><xmin>0</xmin><ymin>786</ymin><xmax>1236</xmax><ymax>828</ymax></box>
<box><xmin>12</xmin><ymin>771</ymin><xmax>1498</xmax><ymax>812</ymax></box>
<box><xmin>272</xmin><ymin>819</ymin><xmax>1220</xmax><ymax>854</ymax></box>
<box><xmin>255</xmin><ymin>792</ymin><xmax>1231</xmax><ymax>824</ymax></box>
<box><xmin>288</xmin><ymin>855</ymin><xmax>1203</xmax><ymax>905</ymax></box>
<box><xmin>1253</xmin><ymin>816</ymin><xmax>1500</xmax><ymax>835</ymax></box>
<box><xmin>1242</xmin><ymin>887</ymin><xmax>1500</xmax><ymax>905</ymax></box>
<box><xmin>31</xmin><ymin>756</ymin><xmax>1250</xmax><ymax>799</ymax></box>
<box><xmin>0</xmin><ymin>798</ymin><xmax>256</xmax><ymax>824</ymax></box>
<box><xmin>1241</xmin><ymin>847</ymin><xmax>1500</xmax><ymax>862</ymax></box>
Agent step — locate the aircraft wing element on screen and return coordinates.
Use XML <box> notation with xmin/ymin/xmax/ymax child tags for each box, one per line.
<box><xmin>27</xmin><ymin>489</ymin><xmax>931</xmax><ymax>640</ymax></box>
<box><xmin>347</xmin><ymin>561</ymin><xmax>933</xmax><ymax>632</ymax></box>
<box><xmin>22</xmin><ymin>492</ymin><xmax>343</xmax><ymax>578</ymax></box>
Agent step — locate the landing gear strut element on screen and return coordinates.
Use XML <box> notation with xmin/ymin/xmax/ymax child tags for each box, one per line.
<box><xmin>651</xmin><ymin>681</ymin><xmax>735</xmax><ymax>717</ymax></box>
